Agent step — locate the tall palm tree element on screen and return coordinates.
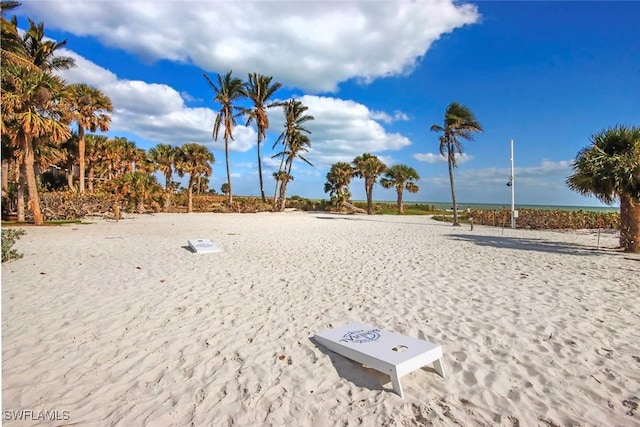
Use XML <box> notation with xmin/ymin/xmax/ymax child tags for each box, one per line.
<box><xmin>1</xmin><ymin>63</ymin><xmax>70</xmax><ymax>224</ymax></box>
<box><xmin>67</xmin><ymin>83</ymin><xmax>113</xmax><ymax>193</ymax></box>
<box><xmin>203</xmin><ymin>70</ymin><xmax>245</xmax><ymax>206</ymax></box>
<box><xmin>431</xmin><ymin>101</ymin><xmax>483</xmax><ymax>226</ymax></box>
<box><xmin>242</xmin><ymin>73</ymin><xmax>282</xmax><ymax>202</ymax></box>
<box><xmin>59</xmin><ymin>133</ymin><xmax>78</xmax><ymax>190</ymax></box>
<box><xmin>175</xmin><ymin>143</ymin><xmax>214</xmax><ymax>213</ymax></box>
<box><xmin>352</xmin><ymin>153</ymin><xmax>387</xmax><ymax>215</ymax></box>
<box><xmin>567</xmin><ymin>125</ymin><xmax>640</xmax><ymax>252</ymax></box>
<box><xmin>1</xmin><ymin>15</ymin><xmax>75</xmax><ymax>222</ymax></box>
<box><xmin>148</xmin><ymin>143</ymin><xmax>177</xmax><ymax>211</ymax></box>
<box><xmin>380</xmin><ymin>164</ymin><xmax>420</xmax><ymax>214</ymax></box>
<box><xmin>84</xmin><ymin>134</ymin><xmax>108</xmax><ymax>191</ymax></box>
<box><xmin>272</xmin><ymin>99</ymin><xmax>314</xmax><ymax>210</ymax></box>
<box><xmin>324</xmin><ymin>161</ymin><xmax>355</xmax><ymax>207</ymax></box>
<box><xmin>1</xmin><ymin>2</ymin><xmax>28</xmax><ymax>68</ymax></box>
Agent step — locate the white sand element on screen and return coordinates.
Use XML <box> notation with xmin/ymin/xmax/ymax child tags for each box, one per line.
<box><xmin>2</xmin><ymin>212</ymin><xmax>639</xmax><ymax>426</ymax></box>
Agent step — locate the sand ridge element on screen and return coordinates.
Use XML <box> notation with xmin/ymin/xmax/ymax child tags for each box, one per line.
<box><xmin>2</xmin><ymin>212</ymin><xmax>639</xmax><ymax>426</ymax></box>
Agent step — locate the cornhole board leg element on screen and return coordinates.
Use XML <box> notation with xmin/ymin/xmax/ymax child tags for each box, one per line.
<box><xmin>314</xmin><ymin>322</ymin><xmax>444</xmax><ymax>398</ymax></box>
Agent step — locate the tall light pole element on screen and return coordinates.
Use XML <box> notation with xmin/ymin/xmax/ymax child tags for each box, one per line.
<box><xmin>510</xmin><ymin>139</ymin><xmax>515</xmax><ymax>229</ymax></box>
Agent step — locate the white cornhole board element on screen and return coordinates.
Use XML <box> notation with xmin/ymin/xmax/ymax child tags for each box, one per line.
<box><xmin>314</xmin><ymin>322</ymin><xmax>445</xmax><ymax>398</ymax></box>
<box><xmin>187</xmin><ymin>238</ymin><xmax>220</xmax><ymax>254</ymax></box>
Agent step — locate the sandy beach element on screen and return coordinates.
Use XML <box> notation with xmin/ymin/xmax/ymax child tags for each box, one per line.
<box><xmin>2</xmin><ymin>212</ymin><xmax>639</xmax><ymax>426</ymax></box>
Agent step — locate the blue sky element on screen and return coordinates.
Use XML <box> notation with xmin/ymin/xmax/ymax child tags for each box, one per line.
<box><xmin>16</xmin><ymin>1</ymin><xmax>640</xmax><ymax>206</ymax></box>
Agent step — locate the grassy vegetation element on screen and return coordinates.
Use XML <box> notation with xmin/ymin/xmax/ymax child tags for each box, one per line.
<box><xmin>432</xmin><ymin>208</ymin><xmax>620</xmax><ymax>230</ymax></box>
<box><xmin>2</xmin><ymin>228</ymin><xmax>25</xmax><ymax>262</ymax></box>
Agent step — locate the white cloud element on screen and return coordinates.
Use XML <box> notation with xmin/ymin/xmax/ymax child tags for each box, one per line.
<box><xmin>267</xmin><ymin>95</ymin><xmax>413</xmax><ymax>169</ymax></box>
<box><xmin>370</xmin><ymin>110</ymin><xmax>410</xmax><ymax>124</ymax></box>
<box><xmin>414</xmin><ymin>152</ymin><xmax>473</xmax><ymax>164</ymax></box>
<box><xmin>56</xmin><ymin>49</ymin><xmax>255</xmax><ymax>151</ymax></box>
<box><xmin>25</xmin><ymin>0</ymin><xmax>479</xmax><ymax>93</ymax></box>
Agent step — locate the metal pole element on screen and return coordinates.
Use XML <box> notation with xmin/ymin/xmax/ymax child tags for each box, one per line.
<box><xmin>510</xmin><ymin>139</ymin><xmax>515</xmax><ymax>229</ymax></box>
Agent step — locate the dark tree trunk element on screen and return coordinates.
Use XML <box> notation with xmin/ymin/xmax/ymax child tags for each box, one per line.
<box><xmin>397</xmin><ymin>188</ymin><xmax>404</xmax><ymax>214</ymax></box>
<box><xmin>620</xmin><ymin>194</ymin><xmax>640</xmax><ymax>253</ymax></box>
<box><xmin>448</xmin><ymin>147</ymin><xmax>460</xmax><ymax>226</ymax></box>
<box><xmin>225</xmin><ymin>136</ymin><xmax>232</xmax><ymax>206</ymax></box>
<box><xmin>257</xmin><ymin>133</ymin><xmax>266</xmax><ymax>203</ymax></box>
<box><xmin>23</xmin><ymin>140</ymin><xmax>43</xmax><ymax>224</ymax></box>
<box><xmin>365</xmin><ymin>180</ymin><xmax>373</xmax><ymax>215</ymax></box>
<box><xmin>17</xmin><ymin>170</ymin><xmax>25</xmax><ymax>222</ymax></box>
<box><xmin>78</xmin><ymin>125</ymin><xmax>86</xmax><ymax>194</ymax></box>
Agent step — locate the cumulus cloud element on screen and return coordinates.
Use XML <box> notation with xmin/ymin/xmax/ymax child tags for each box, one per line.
<box><xmin>414</xmin><ymin>152</ymin><xmax>473</xmax><ymax>164</ymax></box>
<box><xmin>370</xmin><ymin>110</ymin><xmax>411</xmax><ymax>124</ymax></box>
<box><xmin>267</xmin><ymin>95</ymin><xmax>413</xmax><ymax>169</ymax></box>
<box><xmin>55</xmin><ymin>50</ymin><xmax>412</xmax><ymax>165</ymax></box>
<box><xmin>24</xmin><ymin>0</ymin><xmax>479</xmax><ymax>93</ymax></box>
<box><xmin>56</xmin><ymin>49</ymin><xmax>255</xmax><ymax>151</ymax></box>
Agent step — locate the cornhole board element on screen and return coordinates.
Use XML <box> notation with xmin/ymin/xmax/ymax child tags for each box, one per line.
<box><xmin>187</xmin><ymin>238</ymin><xmax>220</xmax><ymax>254</ymax></box>
<box><xmin>314</xmin><ymin>322</ymin><xmax>445</xmax><ymax>398</ymax></box>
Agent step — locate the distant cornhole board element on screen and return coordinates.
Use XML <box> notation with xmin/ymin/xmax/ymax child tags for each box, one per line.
<box><xmin>187</xmin><ymin>238</ymin><xmax>221</xmax><ymax>254</ymax></box>
<box><xmin>314</xmin><ymin>322</ymin><xmax>445</xmax><ymax>398</ymax></box>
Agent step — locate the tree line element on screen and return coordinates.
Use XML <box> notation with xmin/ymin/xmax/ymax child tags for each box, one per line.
<box><xmin>2</xmin><ymin>2</ymin><xmax>638</xmax><ymax>252</ymax></box>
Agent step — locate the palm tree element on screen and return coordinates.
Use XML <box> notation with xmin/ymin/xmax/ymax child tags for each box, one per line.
<box><xmin>352</xmin><ymin>153</ymin><xmax>387</xmax><ymax>215</ymax></box>
<box><xmin>84</xmin><ymin>134</ymin><xmax>109</xmax><ymax>191</ymax></box>
<box><xmin>203</xmin><ymin>71</ymin><xmax>245</xmax><ymax>206</ymax></box>
<box><xmin>1</xmin><ymin>63</ymin><xmax>70</xmax><ymax>224</ymax></box>
<box><xmin>175</xmin><ymin>143</ymin><xmax>214</xmax><ymax>213</ymax></box>
<box><xmin>242</xmin><ymin>73</ymin><xmax>282</xmax><ymax>202</ymax></box>
<box><xmin>272</xmin><ymin>99</ymin><xmax>314</xmax><ymax>211</ymax></box>
<box><xmin>1</xmin><ymin>2</ymin><xmax>28</xmax><ymax>68</ymax></box>
<box><xmin>148</xmin><ymin>144</ymin><xmax>177</xmax><ymax>211</ymax></box>
<box><xmin>110</xmin><ymin>171</ymin><xmax>164</xmax><ymax>213</ymax></box>
<box><xmin>567</xmin><ymin>125</ymin><xmax>640</xmax><ymax>252</ymax></box>
<box><xmin>324</xmin><ymin>161</ymin><xmax>354</xmax><ymax>207</ymax></box>
<box><xmin>22</xmin><ymin>18</ymin><xmax>75</xmax><ymax>72</ymax></box>
<box><xmin>67</xmin><ymin>83</ymin><xmax>113</xmax><ymax>193</ymax></box>
<box><xmin>1</xmin><ymin>15</ymin><xmax>75</xmax><ymax>222</ymax></box>
<box><xmin>431</xmin><ymin>101</ymin><xmax>483</xmax><ymax>226</ymax></box>
<box><xmin>59</xmin><ymin>133</ymin><xmax>78</xmax><ymax>190</ymax></box>
<box><xmin>380</xmin><ymin>164</ymin><xmax>420</xmax><ymax>214</ymax></box>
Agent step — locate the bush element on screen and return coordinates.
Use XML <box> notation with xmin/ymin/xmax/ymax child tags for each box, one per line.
<box><xmin>39</xmin><ymin>192</ymin><xmax>117</xmax><ymax>220</ymax></box>
<box><xmin>465</xmin><ymin>209</ymin><xmax>620</xmax><ymax>230</ymax></box>
<box><xmin>2</xmin><ymin>228</ymin><xmax>25</xmax><ymax>262</ymax></box>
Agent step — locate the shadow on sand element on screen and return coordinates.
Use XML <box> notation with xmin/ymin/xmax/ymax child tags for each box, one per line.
<box><xmin>448</xmin><ymin>233</ymin><xmax>616</xmax><ymax>256</ymax></box>
<box><xmin>309</xmin><ymin>336</ymin><xmax>391</xmax><ymax>394</ymax></box>
<box><xmin>309</xmin><ymin>336</ymin><xmax>442</xmax><ymax>396</ymax></box>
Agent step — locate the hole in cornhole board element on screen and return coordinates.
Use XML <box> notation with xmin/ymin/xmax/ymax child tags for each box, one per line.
<box><xmin>392</xmin><ymin>345</ymin><xmax>408</xmax><ymax>352</ymax></box>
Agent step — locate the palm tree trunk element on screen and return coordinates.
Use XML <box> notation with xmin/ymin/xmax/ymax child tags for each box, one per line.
<box><xmin>397</xmin><ymin>189</ymin><xmax>403</xmax><ymax>214</ymax></box>
<box><xmin>273</xmin><ymin>155</ymin><xmax>286</xmax><ymax>209</ymax></box>
<box><xmin>66</xmin><ymin>160</ymin><xmax>75</xmax><ymax>191</ymax></box>
<box><xmin>448</xmin><ymin>147</ymin><xmax>460</xmax><ymax>226</ymax></box>
<box><xmin>78</xmin><ymin>125</ymin><xmax>86</xmax><ymax>194</ymax></box>
<box><xmin>187</xmin><ymin>181</ymin><xmax>194</xmax><ymax>213</ymax></box>
<box><xmin>1</xmin><ymin>159</ymin><xmax>8</xmax><ymax>195</ymax></box>
<box><xmin>224</xmin><ymin>136</ymin><xmax>232</xmax><ymax>206</ymax></box>
<box><xmin>17</xmin><ymin>170</ymin><xmax>25</xmax><ymax>222</ymax></box>
<box><xmin>22</xmin><ymin>140</ymin><xmax>44</xmax><ymax>225</ymax></box>
<box><xmin>620</xmin><ymin>194</ymin><xmax>640</xmax><ymax>252</ymax></box>
<box><xmin>279</xmin><ymin>181</ymin><xmax>287</xmax><ymax>211</ymax></box>
<box><xmin>88</xmin><ymin>166</ymin><xmax>95</xmax><ymax>191</ymax></box>
<box><xmin>164</xmin><ymin>172</ymin><xmax>171</xmax><ymax>212</ymax></box>
<box><xmin>366</xmin><ymin>181</ymin><xmax>373</xmax><ymax>215</ymax></box>
<box><xmin>257</xmin><ymin>133</ymin><xmax>266</xmax><ymax>203</ymax></box>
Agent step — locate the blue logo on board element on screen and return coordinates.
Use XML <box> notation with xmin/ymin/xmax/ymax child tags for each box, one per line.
<box><xmin>340</xmin><ymin>328</ymin><xmax>381</xmax><ymax>343</ymax></box>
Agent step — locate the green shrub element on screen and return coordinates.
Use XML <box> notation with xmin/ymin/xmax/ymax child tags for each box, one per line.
<box><xmin>2</xmin><ymin>228</ymin><xmax>25</xmax><ymax>263</ymax></box>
